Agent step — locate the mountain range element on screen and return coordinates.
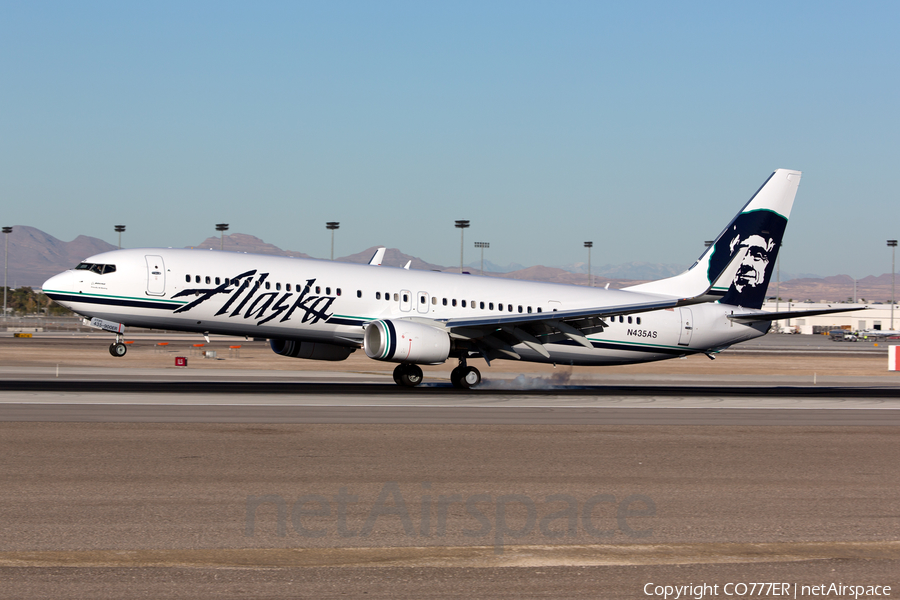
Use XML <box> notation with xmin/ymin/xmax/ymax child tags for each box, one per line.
<box><xmin>5</xmin><ymin>226</ymin><xmax>898</xmax><ymax>303</ymax></box>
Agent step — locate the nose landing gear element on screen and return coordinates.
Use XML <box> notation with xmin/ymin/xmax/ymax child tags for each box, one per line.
<box><xmin>109</xmin><ymin>334</ymin><xmax>127</xmax><ymax>357</ymax></box>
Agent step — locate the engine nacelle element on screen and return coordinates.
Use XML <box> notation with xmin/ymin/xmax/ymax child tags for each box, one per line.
<box><xmin>364</xmin><ymin>319</ymin><xmax>450</xmax><ymax>364</ymax></box>
<box><xmin>269</xmin><ymin>339</ymin><xmax>354</xmax><ymax>362</ymax></box>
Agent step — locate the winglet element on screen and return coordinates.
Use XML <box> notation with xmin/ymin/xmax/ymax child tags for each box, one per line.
<box><xmin>368</xmin><ymin>247</ymin><xmax>386</xmax><ymax>266</ymax></box>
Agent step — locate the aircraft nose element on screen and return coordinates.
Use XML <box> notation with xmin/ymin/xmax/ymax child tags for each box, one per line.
<box><xmin>42</xmin><ymin>271</ymin><xmax>72</xmax><ymax>293</ymax></box>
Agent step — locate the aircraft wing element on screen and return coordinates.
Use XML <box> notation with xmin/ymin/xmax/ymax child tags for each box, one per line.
<box><xmin>727</xmin><ymin>307</ymin><xmax>868</xmax><ymax>323</ymax></box>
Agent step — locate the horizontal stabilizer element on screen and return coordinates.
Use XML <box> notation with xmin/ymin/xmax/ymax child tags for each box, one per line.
<box><xmin>728</xmin><ymin>307</ymin><xmax>867</xmax><ymax>323</ymax></box>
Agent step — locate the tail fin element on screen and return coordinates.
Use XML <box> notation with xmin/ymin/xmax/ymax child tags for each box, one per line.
<box><xmin>624</xmin><ymin>169</ymin><xmax>801</xmax><ymax>309</ymax></box>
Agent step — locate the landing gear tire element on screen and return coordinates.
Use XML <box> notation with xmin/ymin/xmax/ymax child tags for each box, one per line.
<box><xmin>109</xmin><ymin>342</ymin><xmax>127</xmax><ymax>357</ymax></box>
<box><xmin>393</xmin><ymin>364</ymin><xmax>424</xmax><ymax>387</ymax></box>
<box><xmin>451</xmin><ymin>366</ymin><xmax>481</xmax><ymax>389</ymax></box>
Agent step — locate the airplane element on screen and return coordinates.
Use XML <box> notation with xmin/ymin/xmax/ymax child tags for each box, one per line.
<box><xmin>857</xmin><ymin>329</ymin><xmax>900</xmax><ymax>340</ymax></box>
<box><xmin>42</xmin><ymin>169</ymin><xmax>864</xmax><ymax>389</ymax></box>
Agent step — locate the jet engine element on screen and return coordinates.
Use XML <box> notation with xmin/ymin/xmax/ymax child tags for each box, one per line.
<box><xmin>364</xmin><ymin>319</ymin><xmax>450</xmax><ymax>364</ymax></box>
<box><xmin>269</xmin><ymin>339</ymin><xmax>354</xmax><ymax>361</ymax></box>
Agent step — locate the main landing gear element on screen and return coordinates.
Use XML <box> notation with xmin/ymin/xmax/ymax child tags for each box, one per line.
<box><xmin>393</xmin><ymin>363</ymin><xmax>424</xmax><ymax>387</ymax></box>
<box><xmin>391</xmin><ymin>360</ymin><xmax>482</xmax><ymax>389</ymax></box>
<box><xmin>450</xmin><ymin>359</ymin><xmax>481</xmax><ymax>389</ymax></box>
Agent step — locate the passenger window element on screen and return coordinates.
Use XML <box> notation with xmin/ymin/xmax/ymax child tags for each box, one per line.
<box><xmin>452</xmin><ymin>299</ymin><xmax>457</xmax><ymax>307</ymax></box>
<box><xmin>325</xmin><ymin>287</ymin><xmax>331</xmax><ymax>295</ymax></box>
<box><xmin>195</xmin><ymin>275</ymin><xmax>200</xmax><ymax>283</ymax></box>
<box><xmin>489</xmin><ymin>302</ymin><xmax>494</xmax><ymax>310</ymax></box>
<box><xmin>403</xmin><ymin>293</ymin><xmax>409</xmax><ymax>302</ymax></box>
<box><xmin>527</xmin><ymin>307</ymin><xmax>532</xmax><ymax>313</ymax></box>
<box><xmin>628</xmin><ymin>316</ymin><xmax>632</xmax><ymax>324</ymax></box>
<box><xmin>393</xmin><ymin>293</ymin><xmax>398</xmax><ymax>301</ymax></box>
<box><xmin>518</xmin><ymin>306</ymin><xmax>523</xmax><ymax>313</ymax></box>
<box><xmin>471</xmin><ymin>300</ymin><xmax>475</xmax><ymax>309</ymax></box>
<box><xmin>264</xmin><ymin>281</ymin><xmax>270</xmax><ymax>290</ymax></box>
<box><xmin>276</xmin><ymin>282</ymin><xmax>281</xmax><ymax>291</ymax></box>
<box><xmin>376</xmin><ymin>292</ymin><xmax>382</xmax><ymax>300</ymax></box>
<box><xmin>420</xmin><ymin>295</ymin><xmax>426</xmax><ymax>304</ymax></box>
<box><xmin>619</xmin><ymin>316</ymin><xmax>624</xmax><ymax>323</ymax></box>
<box><xmin>357</xmin><ymin>290</ymin><xmax>362</xmax><ymax>298</ymax></box>
<box><xmin>498</xmin><ymin>304</ymin><xmax>503</xmax><ymax>311</ymax></box>
<box><xmin>185</xmin><ymin>275</ymin><xmax>190</xmax><ymax>283</ymax></box>
<box><xmin>286</xmin><ymin>284</ymin><xmax>292</xmax><ymax>292</ymax></box>
<box><xmin>462</xmin><ymin>300</ymin><xmax>466</xmax><ymax>308</ymax></box>
<box><xmin>215</xmin><ymin>277</ymin><xmax>221</xmax><ymax>285</ymax></box>
<box><xmin>508</xmin><ymin>305</ymin><xmax>513</xmax><ymax>312</ymax></box>
<box><xmin>636</xmin><ymin>317</ymin><xmax>641</xmax><ymax>325</ymax></box>
<box><xmin>442</xmin><ymin>298</ymin><xmax>447</xmax><ymax>306</ymax></box>
<box><xmin>315</xmin><ymin>286</ymin><xmax>320</xmax><ymax>294</ymax></box>
<box><xmin>537</xmin><ymin>307</ymin><xmax>542</xmax><ymax>313</ymax></box>
<box><xmin>205</xmin><ymin>276</ymin><xmax>211</xmax><ymax>284</ymax></box>
<box><xmin>336</xmin><ymin>288</ymin><xmax>341</xmax><ymax>296</ymax></box>
<box><xmin>432</xmin><ymin>297</ymin><xmax>437</xmax><ymax>305</ymax></box>
<box><xmin>480</xmin><ymin>301</ymin><xmax>485</xmax><ymax>309</ymax></box>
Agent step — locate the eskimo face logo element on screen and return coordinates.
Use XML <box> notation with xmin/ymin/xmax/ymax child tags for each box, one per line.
<box><xmin>708</xmin><ymin>210</ymin><xmax>786</xmax><ymax>309</ymax></box>
<box><xmin>729</xmin><ymin>233</ymin><xmax>775</xmax><ymax>293</ymax></box>
<box><xmin>171</xmin><ymin>270</ymin><xmax>335</xmax><ymax>326</ymax></box>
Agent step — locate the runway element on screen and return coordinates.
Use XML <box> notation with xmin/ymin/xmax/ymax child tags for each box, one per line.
<box><xmin>1</xmin><ymin>338</ymin><xmax>899</xmax><ymax>597</ymax></box>
<box><xmin>2</xmin><ymin>378</ymin><xmax>900</xmax><ymax>424</ymax></box>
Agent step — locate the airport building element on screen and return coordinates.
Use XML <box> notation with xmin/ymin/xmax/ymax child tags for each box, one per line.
<box><xmin>763</xmin><ymin>301</ymin><xmax>900</xmax><ymax>334</ymax></box>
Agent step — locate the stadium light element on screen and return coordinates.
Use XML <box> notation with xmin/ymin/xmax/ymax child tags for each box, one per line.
<box><xmin>455</xmin><ymin>220</ymin><xmax>470</xmax><ymax>274</ymax></box>
<box><xmin>215</xmin><ymin>223</ymin><xmax>229</xmax><ymax>251</ymax></box>
<box><xmin>475</xmin><ymin>241</ymin><xmax>490</xmax><ymax>276</ymax></box>
<box><xmin>2</xmin><ymin>227</ymin><xmax>11</xmax><ymax>322</ymax></box>
<box><xmin>584</xmin><ymin>241</ymin><xmax>593</xmax><ymax>287</ymax></box>
<box><xmin>326</xmin><ymin>222</ymin><xmax>340</xmax><ymax>260</ymax></box>
<box><xmin>889</xmin><ymin>240</ymin><xmax>897</xmax><ymax>329</ymax></box>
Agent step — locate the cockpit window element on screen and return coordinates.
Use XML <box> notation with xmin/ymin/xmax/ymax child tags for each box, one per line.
<box><xmin>75</xmin><ymin>263</ymin><xmax>116</xmax><ymax>275</ymax></box>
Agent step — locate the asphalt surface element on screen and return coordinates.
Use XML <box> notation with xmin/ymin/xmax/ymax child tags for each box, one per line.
<box><xmin>1</xmin><ymin>335</ymin><xmax>899</xmax><ymax>598</ymax></box>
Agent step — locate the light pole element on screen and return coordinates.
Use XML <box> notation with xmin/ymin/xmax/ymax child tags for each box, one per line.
<box><xmin>889</xmin><ymin>240</ymin><xmax>897</xmax><ymax>330</ymax></box>
<box><xmin>584</xmin><ymin>241</ymin><xmax>593</xmax><ymax>287</ymax></box>
<box><xmin>455</xmin><ymin>220</ymin><xmax>470</xmax><ymax>274</ymax></box>
<box><xmin>326</xmin><ymin>222</ymin><xmax>340</xmax><ymax>260</ymax></box>
<box><xmin>475</xmin><ymin>241</ymin><xmax>489</xmax><ymax>276</ymax></box>
<box><xmin>2</xmin><ymin>227</ymin><xmax>11</xmax><ymax>323</ymax></box>
<box><xmin>115</xmin><ymin>225</ymin><xmax>125</xmax><ymax>249</ymax></box>
<box><xmin>215</xmin><ymin>223</ymin><xmax>229</xmax><ymax>251</ymax></box>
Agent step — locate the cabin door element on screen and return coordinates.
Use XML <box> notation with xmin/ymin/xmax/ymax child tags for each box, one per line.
<box><xmin>678</xmin><ymin>307</ymin><xmax>693</xmax><ymax>346</ymax></box>
<box><xmin>145</xmin><ymin>255</ymin><xmax>166</xmax><ymax>296</ymax></box>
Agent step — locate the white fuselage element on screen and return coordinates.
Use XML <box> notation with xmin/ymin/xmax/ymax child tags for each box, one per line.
<box><xmin>43</xmin><ymin>248</ymin><xmax>769</xmax><ymax>366</ymax></box>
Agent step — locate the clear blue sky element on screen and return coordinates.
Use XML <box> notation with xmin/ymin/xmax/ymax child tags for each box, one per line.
<box><xmin>2</xmin><ymin>1</ymin><xmax>898</xmax><ymax>277</ymax></box>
